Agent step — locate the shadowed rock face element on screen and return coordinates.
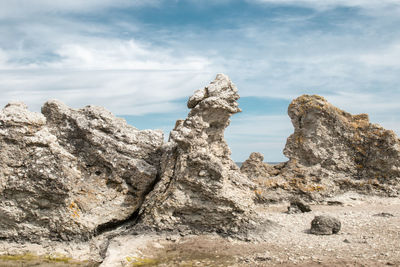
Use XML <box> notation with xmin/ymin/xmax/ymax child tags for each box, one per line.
<box><xmin>137</xmin><ymin>74</ymin><xmax>260</xmax><ymax>237</ymax></box>
<box><xmin>0</xmin><ymin>101</ymin><xmax>163</xmax><ymax>242</ymax></box>
<box><xmin>243</xmin><ymin>95</ymin><xmax>400</xmax><ymax>201</ymax></box>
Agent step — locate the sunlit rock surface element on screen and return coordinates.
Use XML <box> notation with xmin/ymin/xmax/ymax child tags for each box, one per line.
<box><xmin>0</xmin><ymin>101</ymin><xmax>163</xmax><ymax>242</ymax></box>
<box><xmin>136</xmin><ymin>74</ymin><xmax>264</xmax><ymax>238</ymax></box>
<box><xmin>244</xmin><ymin>95</ymin><xmax>400</xmax><ymax>202</ymax></box>
<box><xmin>1</xmin><ymin>75</ymin><xmax>400</xmax><ymax>265</ymax></box>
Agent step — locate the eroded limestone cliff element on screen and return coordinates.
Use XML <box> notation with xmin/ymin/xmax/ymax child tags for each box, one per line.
<box><xmin>136</xmin><ymin>74</ymin><xmax>263</xmax><ymax>238</ymax></box>
<box><xmin>1</xmin><ymin>75</ymin><xmax>400</xmax><ymax>259</ymax></box>
<box><xmin>243</xmin><ymin>94</ymin><xmax>400</xmax><ymax>202</ymax></box>
<box><xmin>0</xmin><ymin>101</ymin><xmax>163</xmax><ymax>242</ymax></box>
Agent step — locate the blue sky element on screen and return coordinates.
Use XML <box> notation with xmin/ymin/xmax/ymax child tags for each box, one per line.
<box><xmin>1</xmin><ymin>0</ymin><xmax>400</xmax><ymax>161</ymax></box>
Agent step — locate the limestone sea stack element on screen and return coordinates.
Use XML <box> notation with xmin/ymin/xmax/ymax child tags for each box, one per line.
<box><xmin>242</xmin><ymin>94</ymin><xmax>400</xmax><ymax>202</ymax></box>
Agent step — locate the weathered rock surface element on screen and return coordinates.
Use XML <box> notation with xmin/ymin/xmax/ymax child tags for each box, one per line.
<box><xmin>2</xmin><ymin>75</ymin><xmax>400</xmax><ymax>265</ymax></box>
<box><xmin>310</xmin><ymin>215</ymin><xmax>341</xmax><ymax>235</ymax></box>
<box><xmin>0</xmin><ymin>101</ymin><xmax>163</xmax><ymax>242</ymax></box>
<box><xmin>244</xmin><ymin>95</ymin><xmax>400</xmax><ymax>201</ymax></box>
<box><xmin>240</xmin><ymin>152</ymin><xmax>276</xmax><ymax>180</ymax></box>
<box><xmin>136</xmin><ymin>74</ymin><xmax>262</xmax><ymax>237</ymax></box>
<box><xmin>286</xmin><ymin>198</ymin><xmax>311</xmax><ymax>214</ymax></box>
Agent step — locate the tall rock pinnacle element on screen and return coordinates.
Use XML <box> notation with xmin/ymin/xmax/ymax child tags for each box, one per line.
<box><xmin>137</xmin><ymin>74</ymin><xmax>261</xmax><ymax>237</ymax></box>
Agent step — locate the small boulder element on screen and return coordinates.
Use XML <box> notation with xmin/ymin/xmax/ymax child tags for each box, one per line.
<box><xmin>310</xmin><ymin>215</ymin><xmax>341</xmax><ymax>235</ymax></box>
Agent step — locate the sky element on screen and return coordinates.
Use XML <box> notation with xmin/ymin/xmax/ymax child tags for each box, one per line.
<box><xmin>1</xmin><ymin>0</ymin><xmax>400</xmax><ymax>162</ymax></box>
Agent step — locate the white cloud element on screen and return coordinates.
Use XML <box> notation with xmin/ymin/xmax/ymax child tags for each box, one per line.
<box><xmin>359</xmin><ymin>43</ymin><xmax>400</xmax><ymax>67</ymax></box>
<box><xmin>50</xmin><ymin>40</ymin><xmax>209</xmax><ymax>71</ymax></box>
<box><xmin>0</xmin><ymin>34</ymin><xmax>214</xmax><ymax>114</ymax></box>
<box><xmin>251</xmin><ymin>0</ymin><xmax>400</xmax><ymax>11</ymax></box>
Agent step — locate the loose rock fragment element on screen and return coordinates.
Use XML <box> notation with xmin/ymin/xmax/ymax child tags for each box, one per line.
<box><xmin>327</xmin><ymin>201</ymin><xmax>344</xmax><ymax>206</ymax></box>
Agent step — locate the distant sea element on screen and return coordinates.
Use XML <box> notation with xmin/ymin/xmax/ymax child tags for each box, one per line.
<box><xmin>235</xmin><ymin>162</ymin><xmax>281</xmax><ymax>168</ymax></box>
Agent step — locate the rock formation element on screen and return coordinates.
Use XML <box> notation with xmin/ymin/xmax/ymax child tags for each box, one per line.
<box><xmin>0</xmin><ymin>101</ymin><xmax>163</xmax><ymax>242</ymax></box>
<box><xmin>2</xmin><ymin>74</ymin><xmax>400</xmax><ymax>265</ymax></box>
<box><xmin>136</xmin><ymin>74</ymin><xmax>262</xmax><ymax>237</ymax></box>
<box><xmin>243</xmin><ymin>94</ymin><xmax>400</xmax><ymax>201</ymax></box>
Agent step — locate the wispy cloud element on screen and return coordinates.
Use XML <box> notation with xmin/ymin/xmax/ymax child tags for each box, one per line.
<box><xmin>251</xmin><ymin>0</ymin><xmax>400</xmax><ymax>11</ymax></box>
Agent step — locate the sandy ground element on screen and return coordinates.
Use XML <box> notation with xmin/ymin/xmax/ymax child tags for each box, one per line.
<box><xmin>1</xmin><ymin>193</ymin><xmax>399</xmax><ymax>266</ymax></box>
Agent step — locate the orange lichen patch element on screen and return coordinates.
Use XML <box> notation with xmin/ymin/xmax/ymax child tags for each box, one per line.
<box><xmin>353</xmin><ymin>113</ymin><xmax>369</xmax><ymax>123</ymax></box>
<box><xmin>288</xmin><ymin>178</ymin><xmax>325</xmax><ymax>192</ymax></box>
<box><xmin>256</xmin><ymin>177</ymin><xmax>284</xmax><ymax>189</ymax></box>
<box><xmin>254</xmin><ymin>189</ymin><xmax>262</xmax><ymax>196</ymax></box>
<box><xmin>69</xmin><ymin>201</ymin><xmax>81</xmax><ymax>218</ymax></box>
<box><xmin>356</xmin><ymin>164</ymin><xmax>364</xmax><ymax>169</ymax></box>
<box><xmin>354</xmin><ymin>145</ymin><xmax>366</xmax><ymax>155</ymax></box>
<box><xmin>295</xmin><ymin>134</ymin><xmax>304</xmax><ymax>144</ymax></box>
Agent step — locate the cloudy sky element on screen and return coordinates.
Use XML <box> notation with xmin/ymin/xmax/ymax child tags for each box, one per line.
<box><xmin>1</xmin><ymin>0</ymin><xmax>400</xmax><ymax>161</ymax></box>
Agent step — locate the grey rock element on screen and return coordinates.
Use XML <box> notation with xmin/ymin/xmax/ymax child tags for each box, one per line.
<box><xmin>137</xmin><ymin>74</ymin><xmax>261</xmax><ymax>237</ymax></box>
<box><xmin>286</xmin><ymin>198</ymin><xmax>311</xmax><ymax>214</ymax></box>
<box><xmin>0</xmin><ymin>100</ymin><xmax>163</xmax><ymax>242</ymax></box>
<box><xmin>310</xmin><ymin>215</ymin><xmax>341</xmax><ymax>235</ymax></box>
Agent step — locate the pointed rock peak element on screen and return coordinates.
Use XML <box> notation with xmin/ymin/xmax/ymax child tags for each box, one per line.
<box><xmin>1</xmin><ymin>101</ymin><xmax>45</xmax><ymax>126</ymax></box>
<box><xmin>187</xmin><ymin>73</ymin><xmax>241</xmax><ymax>114</ymax></box>
<box><xmin>137</xmin><ymin>74</ymin><xmax>267</xmax><ymax>239</ymax></box>
<box><xmin>4</xmin><ymin>101</ymin><xmax>28</xmax><ymax>109</ymax></box>
<box><xmin>248</xmin><ymin>152</ymin><xmax>264</xmax><ymax>162</ymax></box>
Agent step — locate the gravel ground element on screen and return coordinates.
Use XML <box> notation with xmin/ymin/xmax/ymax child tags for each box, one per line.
<box><xmin>1</xmin><ymin>193</ymin><xmax>399</xmax><ymax>266</ymax></box>
<box><xmin>135</xmin><ymin>193</ymin><xmax>400</xmax><ymax>266</ymax></box>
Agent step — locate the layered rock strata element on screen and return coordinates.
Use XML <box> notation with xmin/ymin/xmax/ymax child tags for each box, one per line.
<box><xmin>0</xmin><ymin>101</ymin><xmax>163</xmax><ymax>242</ymax></box>
<box><xmin>136</xmin><ymin>74</ymin><xmax>261</xmax><ymax>237</ymax></box>
<box><xmin>243</xmin><ymin>95</ymin><xmax>400</xmax><ymax>202</ymax></box>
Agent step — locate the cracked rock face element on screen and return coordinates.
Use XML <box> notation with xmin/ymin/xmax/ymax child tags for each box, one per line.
<box><xmin>244</xmin><ymin>95</ymin><xmax>400</xmax><ymax>201</ymax></box>
<box><xmin>137</xmin><ymin>74</ymin><xmax>260</xmax><ymax>237</ymax></box>
<box><xmin>0</xmin><ymin>101</ymin><xmax>163</xmax><ymax>242</ymax></box>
